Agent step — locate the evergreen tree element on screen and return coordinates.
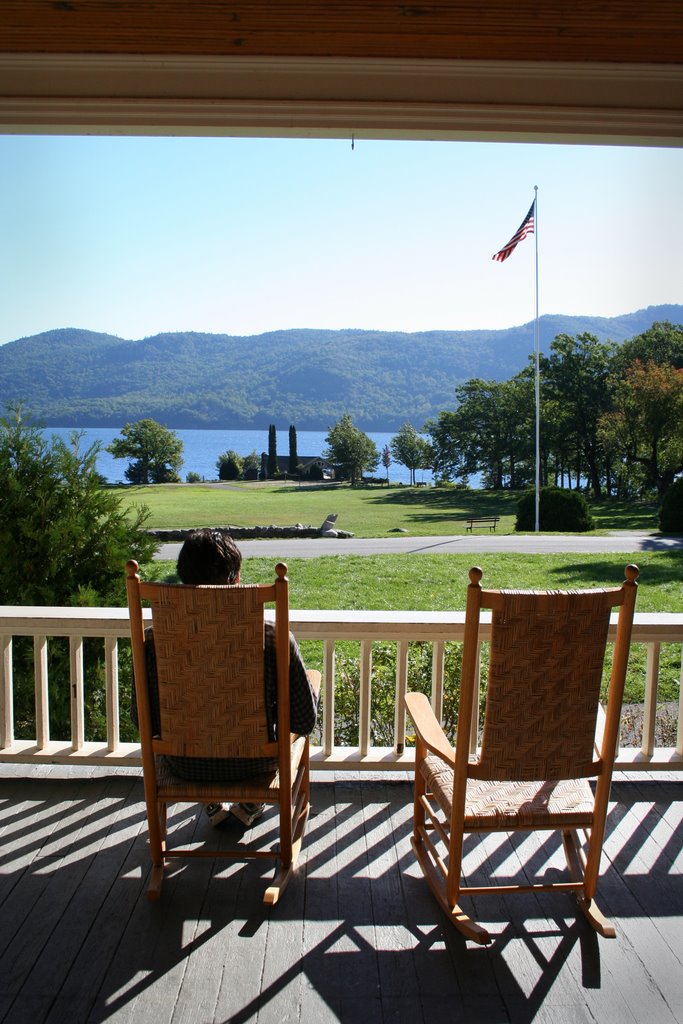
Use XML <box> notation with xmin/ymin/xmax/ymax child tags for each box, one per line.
<box><xmin>267</xmin><ymin>424</ymin><xmax>277</xmax><ymax>477</ymax></box>
<box><xmin>0</xmin><ymin>405</ymin><xmax>157</xmax><ymax>742</ymax></box>
<box><xmin>0</xmin><ymin>405</ymin><xmax>155</xmax><ymax>605</ymax></box>
<box><xmin>288</xmin><ymin>423</ymin><xmax>298</xmax><ymax>475</ymax></box>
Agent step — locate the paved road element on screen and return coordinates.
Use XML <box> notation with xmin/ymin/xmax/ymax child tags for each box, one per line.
<box><xmin>155</xmin><ymin>531</ymin><xmax>682</xmax><ymax>561</ymax></box>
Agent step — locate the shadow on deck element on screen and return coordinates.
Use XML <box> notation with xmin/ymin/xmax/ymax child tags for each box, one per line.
<box><xmin>0</xmin><ymin>767</ymin><xmax>681</xmax><ymax>1023</ymax></box>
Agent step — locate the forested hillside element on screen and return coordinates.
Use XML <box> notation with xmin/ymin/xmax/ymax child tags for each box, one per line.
<box><xmin>1</xmin><ymin>305</ymin><xmax>680</xmax><ymax>430</ymax></box>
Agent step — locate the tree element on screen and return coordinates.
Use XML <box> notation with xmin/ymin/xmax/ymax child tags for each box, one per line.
<box><xmin>542</xmin><ymin>333</ymin><xmax>615</xmax><ymax>497</ymax></box>
<box><xmin>427</xmin><ymin>376</ymin><xmax>533</xmax><ymax>488</ymax></box>
<box><xmin>288</xmin><ymin>424</ymin><xmax>298</xmax><ymax>475</ymax></box>
<box><xmin>267</xmin><ymin>424</ymin><xmax>278</xmax><ymax>477</ymax></box>
<box><xmin>659</xmin><ymin>478</ymin><xmax>683</xmax><ymax>533</ymax></box>
<box><xmin>613</xmin><ymin>320</ymin><xmax>683</xmax><ymax>373</ymax></box>
<box><xmin>390</xmin><ymin>422</ymin><xmax>431</xmax><ymax>485</ymax></box>
<box><xmin>108</xmin><ymin>418</ymin><xmax>183</xmax><ymax>484</ymax></box>
<box><xmin>0</xmin><ymin>404</ymin><xmax>156</xmax><ymax>606</ymax></box>
<box><xmin>216</xmin><ymin>450</ymin><xmax>243</xmax><ymax>481</ymax></box>
<box><xmin>600</xmin><ymin>360</ymin><xmax>683</xmax><ymax>497</ymax></box>
<box><xmin>323</xmin><ymin>413</ymin><xmax>379</xmax><ymax>486</ymax></box>
<box><xmin>242</xmin><ymin>450</ymin><xmax>260</xmax><ymax>480</ymax></box>
<box><xmin>0</xmin><ymin>405</ymin><xmax>156</xmax><ymax>743</ymax></box>
<box><xmin>381</xmin><ymin>445</ymin><xmax>391</xmax><ymax>483</ymax></box>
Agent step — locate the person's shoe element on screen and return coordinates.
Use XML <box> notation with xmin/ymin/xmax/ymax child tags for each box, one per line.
<box><xmin>230</xmin><ymin>802</ymin><xmax>266</xmax><ymax>827</ymax></box>
<box><xmin>205</xmin><ymin>802</ymin><xmax>231</xmax><ymax>827</ymax></box>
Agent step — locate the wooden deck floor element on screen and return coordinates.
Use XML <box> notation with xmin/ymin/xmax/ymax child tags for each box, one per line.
<box><xmin>0</xmin><ymin>766</ymin><xmax>681</xmax><ymax>1024</ymax></box>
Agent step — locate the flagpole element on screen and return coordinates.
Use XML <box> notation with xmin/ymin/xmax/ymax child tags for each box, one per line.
<box><xmin>533</xmin><ymin>185</ymin><xmax>540</xmax><ymax>533</ymax></box>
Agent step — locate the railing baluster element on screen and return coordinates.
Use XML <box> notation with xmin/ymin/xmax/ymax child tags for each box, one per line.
<box><xmin>359</xmin><ymin>639</ymin><xmax>372</xmax><ymax>757</ymax></box>
<box><xmin>105</xmin><ymin>636</ymin><xmax>119</xmax><ymax>752</ymax></box>
<box><xmin>394</xmin><ymin>640</ymin><xmax>409</xmax><ymax>755</ymax></box>
<box><xmin>677</xmin><ymin>645</ymin><xmax>683</xmax><ymax>757</ymax></box>
<box><xmin>431</xmin><ymin>641</ymin><xmax>444</xmax><ymax>719</ymax></box>
<box><xmin>34</xmin><ymin>635</ymin><xmax>49</xmax><ymax>749</ymax></box>
<box><xmin>69</xmin><ymin>636</ymin><xmax>85</xmax><ymax>751</ymax></box>
<box><xmin>642</xmin><ymin>642</ymin><xmax>660</xmax><ymax>757</ymax></box>
<box><xmin>1</xmin><ymin>635</ymin><xmax>13</xmax><ymax>749</ymax></box>
<box><xmin>323</xmin><ymin>638</ymin><xmax>335</xmax><ymax>757</ymax></box>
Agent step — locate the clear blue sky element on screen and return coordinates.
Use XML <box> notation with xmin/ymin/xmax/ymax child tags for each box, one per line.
<box><xmin>1</xmin><ymin>135</ymin><xmax>681</xmax><ymax>345</ymax></box>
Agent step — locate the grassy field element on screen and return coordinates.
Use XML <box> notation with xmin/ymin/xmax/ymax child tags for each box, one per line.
<box><xmin>148</xmin><ymin>550</ymin><xmax>682</xmax><ymax>613</ymax></box>
<box><xmin>116</xmin><ymin>481</ymin><xmax>660</xmax><ymax>537</ymax></box>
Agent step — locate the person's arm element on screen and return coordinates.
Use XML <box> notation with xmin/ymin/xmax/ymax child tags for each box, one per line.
<box><xmin>131</xmin><ymin>628</ymin><xmax>161</xmax><ymax>735</ymax></box>
<box><xmin>288</xmin><ymin>633</ymin><xmax>319</xmax><ymax>736</ymax></box>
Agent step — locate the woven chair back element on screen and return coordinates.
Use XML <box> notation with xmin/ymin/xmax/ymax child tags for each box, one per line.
<box><xmin>140</xmin><ymin>581</ymin><xmax>272</xmax><ymax>759</ymax></box>
<box><xmin>474</xmin><ymin>588</ymin><xmax>618</xmax><ymax>782</ymax></box>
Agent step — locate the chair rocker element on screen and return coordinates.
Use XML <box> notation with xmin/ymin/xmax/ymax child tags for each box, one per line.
<box><xmin>126</xmin><ymin>559</ymin><xmax>315</xmax><ymax>905</ymax></box>
<box><xmin>405</xmin><ymin>564</ymin><xmax>639</xmax><ymax>944</ymax></box>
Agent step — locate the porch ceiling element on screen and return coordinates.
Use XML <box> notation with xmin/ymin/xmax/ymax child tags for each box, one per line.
<box><xmin>0</xmin><ymin>2</ymin><xmax>682</xmax><ymax>142</ymax></box>
<box><xmin>2</xmin><ymin>1</ymin><xmax>683</xmax><ymax>62</ymax></box>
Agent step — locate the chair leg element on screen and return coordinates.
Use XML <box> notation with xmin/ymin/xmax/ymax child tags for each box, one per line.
<box><xmin>575</xmin><ymin>895</ymin><xmax>616</xmax><ymax>938</ymax></box>
<box><xmin>562</xmin><ymin>829</ymin><xmax>616</xmax><ymax>938</ymax></box>
<box><xmin>147</xmin><ymin>863</ymin><xmax>165</xmax><ymax>902</ymax></box>
<box><xmin>264</xmin><ymin>796</ymin><xmax>310</xmax><ymax>905</ymax></box>
<box><xmin>413</xmin><ymin>743</ymin><xmax>427</xmax><ymax>835</ymax></box>
<box><xmin>146</xmin><ymin>799</ymin><xmax>167</xmax><ymax>901</ymax></box>
<box><xmin>411</xmin><ymin>835</ymin><xmax>491</xmax><ymax>945</ymax></box>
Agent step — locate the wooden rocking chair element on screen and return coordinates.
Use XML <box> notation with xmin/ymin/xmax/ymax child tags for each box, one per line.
<box><xmin>126</xmin><ymin>559</ymin><xmax>315</xmax><ymax>905</ymax></box>
<box><xmin>405</xmin><ymin>564</ymin><xmax>639</xmax><ymax>944</ymax></box>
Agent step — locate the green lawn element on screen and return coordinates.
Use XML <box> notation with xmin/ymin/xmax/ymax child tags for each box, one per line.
<box><xmin>148</xmin><ymin>550</ymin><xmax>682</xmax><ymax>613</ymax></box>
<box><xmin>116</xmin><ymin>482</ymin><xmax>660</xmax><ymax>537</ymax></box>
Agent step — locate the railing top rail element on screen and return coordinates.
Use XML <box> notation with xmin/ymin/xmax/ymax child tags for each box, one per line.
<box><xmin>1</xmin><ymin>606</ymin><xmax>682</xmax><ymax>642</ymax></box>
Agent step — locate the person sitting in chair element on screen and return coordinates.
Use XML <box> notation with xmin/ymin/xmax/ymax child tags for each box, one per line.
<box><xmin>132</xmin><ymin>528</ymin><xmax>319</xmax><ymax>827</ymax></box>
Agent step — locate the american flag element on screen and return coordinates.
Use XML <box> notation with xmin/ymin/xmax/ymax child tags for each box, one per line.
<box><xmin>492</xmin><ymin>201</ymin><xmax>535</xmax><ymax>262</ymax></box>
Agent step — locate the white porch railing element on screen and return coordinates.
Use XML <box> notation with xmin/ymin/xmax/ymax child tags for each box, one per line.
<box><xmin>1</xmin><ymin>606</ymin><xmax>682</xmax><ymax>773</ymax></box>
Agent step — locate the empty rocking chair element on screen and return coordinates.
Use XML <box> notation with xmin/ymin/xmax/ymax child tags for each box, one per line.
<box><xmin>406</xmin><ymin>564</ymin><xmax>639</xmax><ymax>944</ymax></box>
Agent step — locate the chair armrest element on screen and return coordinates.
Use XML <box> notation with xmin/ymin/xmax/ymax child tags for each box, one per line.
<box><xmin>405</xmin><ymin>691</ymin><xmax>456</xmax><ymax>768</ymax></box>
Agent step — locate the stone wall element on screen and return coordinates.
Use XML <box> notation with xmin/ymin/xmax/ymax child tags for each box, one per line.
<box><xmin>148</xmin><ymin>523</ymin><xmax>353</xmax><ymax>541</ymax></box>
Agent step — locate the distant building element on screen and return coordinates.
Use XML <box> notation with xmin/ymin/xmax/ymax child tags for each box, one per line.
<box><xmin>260</xmin><ymin>453</ymin><xmax>335</xmax><ymax>481</ymax></box>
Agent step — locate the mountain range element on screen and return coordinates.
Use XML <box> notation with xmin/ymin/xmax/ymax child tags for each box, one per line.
<box><xmin>1</xmin><ymin>305</ymin><xmax>681</xmax><ymax>431</ymax></box>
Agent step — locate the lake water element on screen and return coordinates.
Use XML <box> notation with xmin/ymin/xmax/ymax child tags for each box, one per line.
<box><xmin>44</xmin><ymin>426</ymin><xmax>435</xmax><ymax>487</ymax></box>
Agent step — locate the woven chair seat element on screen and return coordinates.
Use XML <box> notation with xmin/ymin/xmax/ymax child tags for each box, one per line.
<box><xmin>421</xmin><ymin>753</ymin><xmax>595</xmax><ymax>829</ymax></box>
<box><xmin>155</xmin><ymin>735</ymin><xmax>307</xmax><ymax>803</ymax></box>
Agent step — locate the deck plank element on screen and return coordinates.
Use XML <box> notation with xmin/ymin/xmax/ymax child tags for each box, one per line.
<box><xmin>0</xmin><ymin>769</ymin><xmax>681</xmax><ymax>1024</ymax></box>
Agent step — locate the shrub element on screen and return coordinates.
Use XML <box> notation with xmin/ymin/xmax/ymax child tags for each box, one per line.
<box><xmin>659</xmin><ymin>477</ymin><xmax>683</xmax><ymax>532</ymax></box>
<box><xmin>185</xmin><ymin>471</ymin><xmax>201</xmax><ymax>483</ymax></box>
<box><xmin>216</xmin><ymin>450</ymin><xmax>243</xmax><ymax>481</ymax></box>
<box><xmin>331</xmin><ymin>640</ymin><xmax>465</xmax><ymax>747</ymax></box>
<box><xmin>0</xmin><ymin>406</ymin><xmax>157</xmax><ymax>742</ymax></box>
<box><xmin>515</xmin><ymin>486</ymin><xmax>594</xmax><ymax>532</ymax></box>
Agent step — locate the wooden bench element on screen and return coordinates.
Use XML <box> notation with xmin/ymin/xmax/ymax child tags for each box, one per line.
<box><xmin>465</xmin><ymin>517</ymin><xmax>500</xmax><ymax>532</ymax></box>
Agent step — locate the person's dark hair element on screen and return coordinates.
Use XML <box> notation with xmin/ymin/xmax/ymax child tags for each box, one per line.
<box><xmin>176</xmin><ymin>529</ymin><xmax>242</xmax><ymax>585</ymax></box>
